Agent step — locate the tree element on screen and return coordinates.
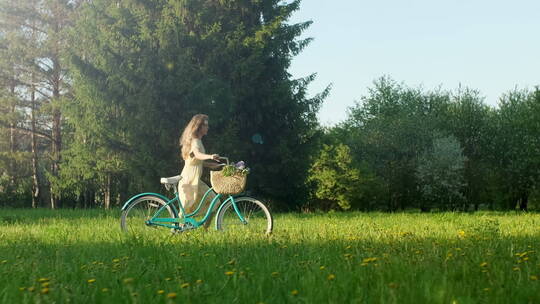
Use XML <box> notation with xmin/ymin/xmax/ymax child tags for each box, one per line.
<box><xmin>493</xmin><ymin>88</ymin><xmax>540</xmax><ymax>210</ymax></box>
<box><xmin>0</xmin><ymin>0</ymin><xmax>80</xmax><ymax>208</ymax></box>
<box><xmin>442</xmin><ymin>88</ymin><xmax>493</xmax><ymax>210</ymax></box>
<box><xmin>307</xmin><ymin>143</ymin><xmax>373</xmax><ymax>210</ymax></box>
<box><xmin>345</xmin><ymin>77</ymin><xmax>450</xmax><ymax>210</ymax></box>
<box><xmin>415</xmin><ymin>134</ymin><xmax>467</xmax><ymax>211</ymax></box>
<box><xmin>64</xmin><ymin>0</ymin><xmax>325</xmax><ymax>208</ymax></box>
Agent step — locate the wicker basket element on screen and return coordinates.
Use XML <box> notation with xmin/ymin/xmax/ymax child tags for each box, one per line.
<box><xmin>210</xmin><ymin>171</ymin><xmax>247</xmax><ymax>195</ymax></box>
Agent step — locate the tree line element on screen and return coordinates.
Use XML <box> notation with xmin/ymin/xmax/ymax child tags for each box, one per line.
<box><xmin>308</xmin><ymin>78</ymin><xmax>540</xmax><ymax>211</ymax></box>
<box><xmin>0</xmin><ymin>0</ymin><xmax>538</xmax><ymax>211</ymax></box>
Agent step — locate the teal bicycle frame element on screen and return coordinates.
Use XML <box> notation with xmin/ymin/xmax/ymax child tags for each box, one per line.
<box><xmin>121</xmin><ymin>187</ymin><xmax>247</xmax><ymax>231</ymax></box>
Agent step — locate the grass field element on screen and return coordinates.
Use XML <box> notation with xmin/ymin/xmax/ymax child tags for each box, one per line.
<box><xmin>1</xmin><ymin>209</ymin><xmax>539</xmax><ymax>303</ymax></box>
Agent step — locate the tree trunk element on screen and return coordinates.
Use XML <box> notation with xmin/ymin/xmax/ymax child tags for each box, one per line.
<box><xmin>519</xmin><ymin>193</ymin><xmax>528</xmax><ymax>211</ymax></box>
<box><xmin>8</xmin><ymin>83</ymin><xmax>16</xmax><ymax>190</ymax></box>
<box><xmin>50</xmin><ymin>57</ymin><xmax>62</xmax><ymax>209</ymax></box>
<box><xmin>30</xmin><ymin>82</ymin><xmax>40</xmax><ymax>208</ymax></box>
<box><xmin>104</xmin><ymin>174</ymin><xmax>111</xmax><ymax>210</ymax></box>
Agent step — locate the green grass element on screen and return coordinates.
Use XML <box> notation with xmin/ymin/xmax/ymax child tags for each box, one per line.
<box><xmin>1</xmin><ymin>209</ymin><xmax>539</xmax><ymax>303</ymax></box>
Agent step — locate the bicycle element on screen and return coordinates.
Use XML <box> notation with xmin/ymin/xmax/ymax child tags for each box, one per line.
<box><xmin>120</xmin><ymin>157</ymin><xmax>273</xmax><ymax>235</ymax></box>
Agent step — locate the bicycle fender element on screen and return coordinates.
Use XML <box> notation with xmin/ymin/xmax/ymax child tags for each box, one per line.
<box><xmin>120</xmin><ymin>192</ymin><xmax>171</xmax><ymax>211</ymax></box>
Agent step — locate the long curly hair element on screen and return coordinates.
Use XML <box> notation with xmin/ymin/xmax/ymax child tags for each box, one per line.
<box><xmin>180</xmin><ymin>114</ymin><xmax>208</xmax><ymax>160</ymax></box>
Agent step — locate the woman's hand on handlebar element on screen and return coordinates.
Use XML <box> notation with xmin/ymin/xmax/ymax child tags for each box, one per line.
<box><xmin>211</xmin><ymin>154</ymin><xmax>220</xmax><ymax>161</ymax></box>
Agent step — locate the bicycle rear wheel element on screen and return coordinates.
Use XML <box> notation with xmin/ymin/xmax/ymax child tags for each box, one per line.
<box><xmin>216</xmin><ymin>197</ymin><xmax>273</xmax><ymax>234</ymax></box>
<box><xmin>120</xmin><ymin>195</ymin><xmax>177</xmax><ymax>235</ymax></box>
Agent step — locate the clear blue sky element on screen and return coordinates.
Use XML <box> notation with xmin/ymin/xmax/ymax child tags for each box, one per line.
<box><xmin>288</xmin><ymin>0</ymin><xmax>540</xmax><ymax>125</ymax></box>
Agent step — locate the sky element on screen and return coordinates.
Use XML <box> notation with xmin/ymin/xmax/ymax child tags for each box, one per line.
<box><xmin>287</xmin><ymin>0</ymin><xmax>540</xmax><ymax>125</ymax></box>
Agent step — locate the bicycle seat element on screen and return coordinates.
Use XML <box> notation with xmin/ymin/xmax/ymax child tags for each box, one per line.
<box><xmin>160</xmin><ymin>175</ymin><xmax>181</xmax><ymax>185</ymax></box>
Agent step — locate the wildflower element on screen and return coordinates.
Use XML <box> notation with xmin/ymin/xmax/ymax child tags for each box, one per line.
<box><xmin>19</xmin><ymin>287</ymin><xmax>26</xmax><ymax>291</ymax></box>
<box><xmin>362</xmin><ymin>257</ymin><xmax>378</xmax><ymax>263</ymax></box>
<box><xmin>180</xmin><ymin>283</ymin><xmax>190</xmax><ymax>288</ymax></box>
<box><xmin>157</xmin><ymin>290</ymin><xmax>165</xmax><ymax>294</ymax></box>
<box><xmin>41</xmin><ymin>288</ymin><xmax>49</xmax><ymax>294</ymax></box>
<box><xmin>327</xmin><ymin>274</ymin><xmax>336</xmax><ymax>281</ymax></box>
<box><xmin>112</xmin><ymin>258</ymin><xmax>120</xmax><ymax>263</ymax></box>
<box><xmin>291</xmin><ymin>289</ymin><xmax>299</xmax><ymax>296</ymax></box>
<box><xmin>123</xmin><ymin>278</ymin><xmax>134</xmax><ymax>284</ymax></box>
<box><xmin>37</xmin><ymin>278</ymin><xmax>49</xmax><ymax>283</ymax></box>
<box><xmin>41</xmin><ymin>282</ymin><xmax>50</xmax><ymax>288</ymax></box>
<box><xmin>225</xmin><ymin>271</ymin><xmax>235</xmax><ymax>276</ymax></box>
<box><xmin>479</xmin><ymin>262</ymin><xmax>488</xmax><ymax>267</ymax></box>
<box><xmin>531</xmin><ymin>275</ymin><xmax>538</xmax><ymax>281</ymax></box>
<box><xmin>319</xmin><ymin>266</ymin><xmax>325</xmax><ymax>270</ymax></box>
<box><xmin>196</xmin><ymin>279</ymin><xmax>203</xmax><ymax>284</ymax></box>
<box><xmin>344</xmin><ymin>253</ymin><xmax>353</xmax><ymax>259</ymax></box>
<box><xmin>87</xmin><ymin>279</ymin><xmax>96</xmax><ymax>284</ymax></box>
<box><xmin>458</xmin><ymin>230</ymin><xmax>466</xmax><ymax>237</ymax></box>
<box><xmin>167</xmin><ymin>292</ymin><xmax>177</xmax><ymax>299</ymax></box>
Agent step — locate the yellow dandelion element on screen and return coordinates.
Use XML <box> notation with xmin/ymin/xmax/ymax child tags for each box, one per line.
<box><xmin>479</xmin><ymin>262</ymin><xmax>488</xmax><ymax>267</ymax></box>
<box><xmin>225</xmin><ymin>271</ymin><xmax>235</xmax><ymax>276</ymax></box>
<box><xmin>112</xmin><ymin>258</ymin><xmax>120</xmax><ymax>263</ymax></box>
<box><xmin>157</xmin><ymin>290</ymin><xmax>165</xmax><ymax>294</ymax></box>
<box><xmin>40</xmin><ymin>288</ymin><xmax>49</xmax><ymax>294</ymax></box>
<box><xmin>531</xmin><ymin>275</ymin><xmax>538</xmax><ymax>281</ymax></box>
<box><xmin>362</xmin><ymin>257</ymin><xmax>378</xmax><ymax>263</ymax></box>
<box><xmin>37</xmin><ymin>278</ymin><xmax>49</xmax><ymax>283</ymax></box>
<box><xmin>327</xmin><ymin>274</ymin><xmax>336</xmax><ymax>281</ymax></box>
<box><xmin>458</xmin><ymin>230</ymin><xmax>466</xmax><ymax>237</ymax></box>
<box><xmin>167</xmin><ymin>292</ymin><xmax>177</xmax><ymax>299</ymax></box>
<box><xmin>196</xmin><ymin>279</ymin><xmax>203</xmax><ymax>284</ymax></box>
<box><xmin>180</xmin><ymin>283</ymin><xmax>190</xmax><ymax>288</ymax></box>
<box><xmin>291</xmin><ymin>289</ymin><xmax>299</xmax><ymax>296</ymax></box>
<box><xmin>19</xmin><ymin>287</ymin><xmax>26</xmax><ymax>291</ymax></box>
<box><xmin>319</xmin><ymin>266</ymin><xmax>325</xmax><ymax>270</ymax></box>
<box><xmin>87</xmin><ymin>279</ymin><xmax>96</xmax><ymax>283</ymax></box>
<box><xmin>41</xmin><ymin>282</ymin><xmax>50</xmax><ymax>288</ymax></box>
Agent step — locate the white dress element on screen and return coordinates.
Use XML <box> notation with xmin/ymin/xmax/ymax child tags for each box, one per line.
<box><xmin>178</xmin><ymin>138</ymin><xmax>217</xmax><ymax>219</ymax></box>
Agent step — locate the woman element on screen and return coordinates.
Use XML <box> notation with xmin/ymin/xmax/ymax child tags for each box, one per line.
<box><xmin>178</xmin><ymin>114</ymin><xmax>220</xmax><ymax>227</ymax></box>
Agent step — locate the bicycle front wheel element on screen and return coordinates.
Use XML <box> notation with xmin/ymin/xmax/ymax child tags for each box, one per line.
<box><xmin>216</xmin><ymin>197</ymin><xmax>273</xmax><ymax>234</ymax></box>
<box><xmin>120</xmin><ymin>195</ymin><xmax>177</xmax><ymax>235</ymax></box>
